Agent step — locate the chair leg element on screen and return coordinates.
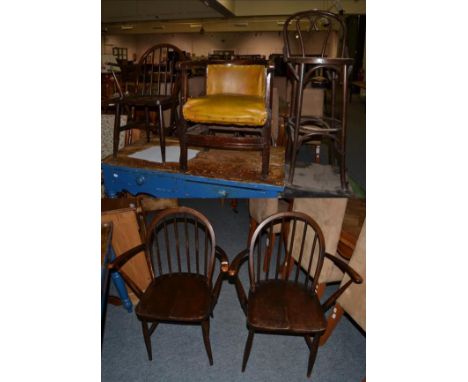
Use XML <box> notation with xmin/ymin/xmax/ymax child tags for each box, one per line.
<box><xmin>158</xmin><ymin>104</ymin><xmax>166</xmax><ymax>163</ymax></box>
<box><xmin>288</xmin><ymin>145</ymin><xmax>298</xmax><ymax>184</ymax></box>
<box><xmin>201</xmin><ymin>319</ymin><xmax>214</xmax><ymax>365</ymax></box>
<box><xmin>305</xmin><ymin>334</ymin><xmax>320</xmax><ymax>378</ymax></box>
<box><xmin>141</xmin><ymin>320</ymin><xmax>153</xmax><ymax>361</ymax></box>
<box><xmin>242</xmin><ymin>329</ymin><xmax>255</xmax><ymax>372</ymax></box>
<box><xmin>113</xmin><ymin>102</ymin><xmax>121</xmax><ymax>158</ymax></box>
<box><xmin>261</xmin><ymin>122</ymin><xmax>271</xmax><ymax>179</ymax></box>
<box><xmin>144</xmin><ymin>106</ymin><xmax>151</xmax><ymax>143</ymax></box>
<box><xmin>178</xmin><ymin>119</ymin><xmax>188</xmax><ymax>171</ymax></box>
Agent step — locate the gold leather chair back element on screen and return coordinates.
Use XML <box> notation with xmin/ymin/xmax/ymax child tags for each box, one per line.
<box><xmin>206</xmin><ymin>64</ymin><xmax>266</xmax><ymax>98</ymax></box>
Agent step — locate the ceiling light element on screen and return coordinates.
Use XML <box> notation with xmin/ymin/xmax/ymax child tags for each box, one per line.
<box><xmin>190</xmin><ymin>24</ymin><xmax>202</xmax><ymax>28</ymax></box>
<box><xmin>120</xmin><ymin>25</ymin><xmax>134</xmax><ymax>30</ymax></box>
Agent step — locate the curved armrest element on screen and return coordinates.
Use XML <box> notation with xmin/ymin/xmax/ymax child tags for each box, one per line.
<box><xmin>108</xmin><ymin>243</ymin><xmax>146</xmax><ymax>271</ymax></box>
<box><xmin>321</xmin><ymin>252</ymin><xmax>363</xmax><ymax>312</ymax></box>
<box><xmin>324</xmin><ymin>252</ymin><xmax>363</xmax><ymax>284</ymax></box>
<box><xmin>107</xmin><ymin>243</ymin><xmax>146</xmax><ymax>299</ymax></box>
<box><xmin>215</xmin><ymin>245</ymin><xmax>229</xmax><ymax>273</ymax></box>
<box><xmin>228</xmin><ymin>249</ymin><xmax>249</xmax><ymax>278</ymax></box>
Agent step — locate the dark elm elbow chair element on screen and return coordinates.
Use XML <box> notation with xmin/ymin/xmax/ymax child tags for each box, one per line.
<box><xmin>229</xmin><ymin>211</ymin><xmax>362</xmax><ymax>378</ymax></box>
<box><xmin>111</xmin><ymin>44</ymin><xmax>187</xmax><ymax>162</ymax></box>
<box><xmin>108</xmin><ymin>207</ymin><xmax>229</xmax><ymax>365</ymax></box>
<box><xmin>177</xmin><ymin>60</ymin><xmax>274</xmax><ymax>179</ymax></box>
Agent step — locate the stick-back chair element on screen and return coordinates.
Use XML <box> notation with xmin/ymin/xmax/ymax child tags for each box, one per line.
<box><xmin>112</xmin><ymin>44</ymin><xmax>186</xmax><ymax>162</ymax></box>
<box><xmin>108</xmin><ymin>206</ymin><xmax>229</xmax><ymax>365</ymax></box>
<box><xmin>229</xmin><ymin>211</ymin><xmax>362</xmax><ymax>377</ymax></box>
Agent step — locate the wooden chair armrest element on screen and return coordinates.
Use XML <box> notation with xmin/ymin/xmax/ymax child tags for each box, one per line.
<box><xmin>227</xmin><ymin>249</ymin><xmax>249</xmax><ymax>315</ymax></box>
<box><xmin>228</xmin><ymin>249</ymin><xmax>249</xmax><ymax>277</ymax></box>
<box><xmin>215</xmin><ymin>245</ymin><xmax>229</xmax><ymax>273</ymax></box>
<box><xmin>321</xmin><ymin>252</ymin><xmax>363</xmax><ymax>312</ymax></box>
<box><xmin>108</xmin><ymin>243</ymin><xmax>146</xmax><ymax>271</ymax></box>
<box><xmin>324</xmin><ymin>252</ymin><xmax>362</xmax><ymax>284</ymax></box>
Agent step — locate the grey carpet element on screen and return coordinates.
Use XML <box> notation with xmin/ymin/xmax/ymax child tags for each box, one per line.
<box><xmin>102</xmin><ymin>199</ymin><xmax>365</xmax><ymax>381</ymax></box>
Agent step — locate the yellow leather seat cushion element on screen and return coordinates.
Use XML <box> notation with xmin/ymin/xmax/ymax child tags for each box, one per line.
<box><xmin>183</xmin><ymin>94</ymin><xmax>267</xmax><ymax>126</ymax></box>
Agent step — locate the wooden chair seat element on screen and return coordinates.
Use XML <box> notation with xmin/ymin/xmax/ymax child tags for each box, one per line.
<box><xmin>136</xmin><ymin>273</ymin><xmax>212</xmax><ymax>322</ymax></box>
<box><xmin>119</xmin><ymin>94</ymin><xmax>174</xmax><ymax>107</ymax></box>
<box><xmin>248</xmin><ymin>280</ymin><xmax>326</xmax><ymax>334</ymax></box>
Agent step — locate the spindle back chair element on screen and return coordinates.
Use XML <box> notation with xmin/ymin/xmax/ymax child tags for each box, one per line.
<box><xmin>108</xmin><ymin>206</ymin><xmax>229</xmax><ymax>365</ymax></box>
<box><xmin>112</xmin><ymin>44</ymin><xmax>186</xmax><ymax>162</ymax></box>
<box><xmin>229</xmin><ymin>210</ymin><xmax>362</xmax><ymax>377</ymax></box>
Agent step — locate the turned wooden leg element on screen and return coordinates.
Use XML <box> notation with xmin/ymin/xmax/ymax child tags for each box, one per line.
<box><xmin>158</xmin><ymin>104</ymin><xmax>166</xmax><ymax>164</ymax></box>
<box><xmin>113</xmin><ymin>102</ymin><xmax>121</xmax><ymax>158</ymax></box>
<box><xmin>178</xmin><ymin>119</ymin><xmax>188</xmax><ymax>171</ymax></box>
<box><xmin>144</xmin><ymin>106</ymin><xmax>150</xmax><ymax>143</ymax></box>
<box><xmin>242</xmin><ymin>329</ymin><xmax>255</xmax><ymax>372</ymax></box>
<box><xmin>306</xmin><ymin>334</ymin><xmax>320</xmax><ymax>377</ymax></box>
<box><xmin>319</xmin><ymin>303</ymin><xmax>345</xmax><ymax>346</ymax></box>
<box><xmin>201</xmin><ymin>319</ymin><xmax>213</xmax><ymax>365</ymax></box>
<box><xmin>141</xmin><ymin>320</ymin><xmax>153</xmax><ymax>361</ymax></box>
<box><xmin>261</xmin><ymin>122</ymin><xmax>271</xmax><ymax>179</ymax></box>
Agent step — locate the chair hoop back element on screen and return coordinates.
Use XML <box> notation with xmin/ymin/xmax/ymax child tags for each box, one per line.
<box><xmin>248</xmin><ymin>211</ymin><xmax>326</xmax><ymax>292</ymax></box>
<box><xmin>145</xmin><ymin>207</ymin><xmax>217</xmax><ymax>285</ymax></box>
<box><xmin>283</xmin><ymin>10</ymin><xmax>347</xmax><ymax>59</ymax></box>
<box><xmin>136</xmin><ymin>43</ymin><xmax>186</xmax><ymax>97</ymax></box>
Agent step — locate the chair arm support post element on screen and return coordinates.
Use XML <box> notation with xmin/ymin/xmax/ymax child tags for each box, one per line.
<box><xmin>321</xmin><ymin>253</ymin><xmax>363</xmax><ymax>313</ymax></box>
<box><xmin>228</xmin><ymin>249</ymin><xmax>249</xmax><ymax>277</ymax></box>
<box><xmin>228</xmin><ymin>249</ymin><xmax>250</xmax><ymax>316</ymax></box>
<box><xmin>215</xmin><ymin>245</ymin><xmax>229</xmax><ymax>273</ymax></box>
<box><xmin>321</xmin><ymin>279</ymin><xmax>352</xmax><ymax>313</ymax></box>
<box><xmin>108</xmin><ymin>243</ymin><xmax>146</xmax><ymax>271</ymax></box>
<box><xmin>115</xmin><ymin>269</ymin><xmax>144</xmax><ymax>299</ymax></box>
<box><xmin>324</xmin><ymin>252</ymin><xmax>363</xmax><ymax>284</ymax></box>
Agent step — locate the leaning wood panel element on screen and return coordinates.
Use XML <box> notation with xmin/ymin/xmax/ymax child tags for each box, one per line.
<box><xmin>101</xmin><ymin>209</ymin><xmax>151</xmax><ymax>304</ymax></box>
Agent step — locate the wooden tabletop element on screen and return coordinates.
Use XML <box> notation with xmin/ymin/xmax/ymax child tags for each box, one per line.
<box><xmin>102</xmin><ymin>137</ymin><xmax>285</xmax><ymax>186</ymax></box>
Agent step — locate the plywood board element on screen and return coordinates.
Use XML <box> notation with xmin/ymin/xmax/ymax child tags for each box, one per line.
<box><xmin>101</xmin><ymin>209</ymin><xmax>151</xmax><ymax>304</ymax></box>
